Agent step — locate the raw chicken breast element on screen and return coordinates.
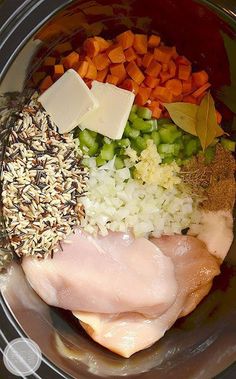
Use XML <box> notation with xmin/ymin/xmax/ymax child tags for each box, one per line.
<box><xmin>188</xmin><ymin>210</ymin><xmax>233</xmax><ymax>261</ymax></box>
<box><xmin>74</xmin><ymin>235</ymin><xmax>220</xmax><ymax>357</ymax></box>
<box><xmin>22</xmin><ymin>229</ymin><xmax>177</xmax><ymax>317</ymax></box>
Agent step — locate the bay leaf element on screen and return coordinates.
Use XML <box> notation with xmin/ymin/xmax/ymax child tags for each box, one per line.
<box><xmin>215</xmin><ymin>124</ymin><xmax>225</xmax><ymax>137</ymax></box>
<box><xmin>196</xmin><ymin>92</ymin><xmax>218</xmax><ymax>150</ymax></box>
<box><xmin>163</xmin><ymin>102</ymin><xmax>198</xmax><ymax>136</ymax></box>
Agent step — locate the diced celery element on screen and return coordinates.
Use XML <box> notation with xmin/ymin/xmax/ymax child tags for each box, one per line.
<box><xmin>132</xmin><ymin>136</ymin><xmax>147</xmax><ymax>151</ymax></box>
<box><xmin>151</xmin><ymin>119</ymin><xmax>158</xmax><ymax>131</ymax></box>
<box><xmin>89</xmin><ymin>130</ymin><xmax>97</xmax><ymax>138</ymax></box>
<box><xmin>79</xmin><ymin>129</ymin><xmax>96</xmax><ymax>148</ymax></box>
<box><xmin>117</xmin><ymin>138</ymin><xmax>131</xmax><ymax>148</ymax></box>
<box><xmin>157</xmin><ymin>118</ymin><xmax>172</xmax><ymax>126</ymax></box>
<box><xmin>221</xmin><ymin>138</ymin><xmax>236</xmax><ymax>152</ymax></box>
<box><xmin>133</xmin><ymin>118</ymin><xmax>153</xmax><ymax>132</ymax></box>
<box><xmin>157</xmin><ymin>144</ymin><xmax>177</xmax><ymax>155</ymax></box>
<box><xmin>137</xmin><ymin>106</ymin><xmax>152</xmax><ymax>120</ymax></box>
<box><xmin>124</xmin><ymin>124</ymin><xmax>140</xmax><ymax>139</ymax></box>
<box><xmin>204</xmin><ymin>146</ymin><xmax>216</xmax><ymax>164</ymax></box>
<box><xmin>129</xmin><ymin>112</ymin><xmax>138</xmax><ymax>123</ymax></box>
<box><xmin>131</xmin><ymin>104</ymin><xmax>138</xmax><ymax>113</ymax></box>
<box><xmin>184</xmin><ymin>139</ymin><xmax>198</xmax><ymax>157</ymax></box>
<box><xmin>151</xmin><ymin>131</ymin><xmax>160</xmax><ymax>146</ymax></box>
<box><xmin>100</xmin><ymin>142</ymin><xmax>115</xmax><ymax>160</ymax></box>
<box><xmin>159</xmin><ymin>127</ymin><xmax>181</xmax><ymax>144</ymax></box>
<box><xmin>115</xmin><ymin>157</ymin><xmax>125</xmax><ymax>169</ymax></box>
<box><xmin>175</xmin><ymin>137</ymin><xmax>184</xmax><ymax>150</ymax></box>
<box><xmin>88</xmin><ymin>142</ymin><xmax>99</xmax><ymax>156</ymax></box>
<box><xmin>162</xmin><ymin>156</ymin><xmax>174</xmax><ymax>164</ymax></box>
<box><xmin>82</xmin><ymin>158</ymin><xmax>90</xmax><ymax>166</ymax></box>
<box><xmin>96</xmin><ymin>156</ymin><xmax>106</xmax><ymax>166</ymax></box>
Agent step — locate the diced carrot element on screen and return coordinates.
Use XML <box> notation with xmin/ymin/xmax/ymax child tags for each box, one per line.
<box><xmin>165</xmin><ymin>78</ymin><xmax>183</xmax><ymax>96</ymax></box>
<box><xmin>106</xmin><ymin>74</ymin><xmax>119</xmax><ymax>85</ymax></box>
<box><xmin>172</xmin><ymin>94</ymin><xmax>184</xmax><ymax>102</ymax></box>
<box><xmin>116</xmin><ymin>30</ymin><xmax>134</xmax><ymax>50</ymax></box>
<box><xmin>196</xmin><ymin>91</ymin><xmax>207</xmax><ymax>104</ymax></box>
<box><xmin>53</xmin><ymin>64</ymin><xmax>64</xmax><ymax>80</ymax></box>
<box><xmin>93</xmin><ymin>53</ymin><xmax>110</xmax><ymax>70</ymax></box>
<box><xmin>126</xmin><ymin>61</ymin><xmax>145</xmax><ymax>85</ymax></box>
<box><xmin>63</xmin><ymin>51</ymin><xmax>80</xmax><ymax>69</ymax></box>
<box><xmin>145</xmin><ymin>60</ymin><xmax>161</xmax><ymax>77</ymax></box>
<box><xmin>135</xmin><ymin>87</ymin><xmax>151</xmax><ymax>106</ymax></box>
<box><xmin>96</xmin><ymin>67</ymin><xmax>108</xmax><ymax>82</ymax></box>
<box><xmin>121</xmin><ymin>78</ymin><xmax>139</xmax><ymax>95</ymax></box>
<box><xmin>183</xmin><ymin>95</ymin><xmax>197</xmax><ymax>104</ymax></box>
<box><xmin>94</xmin><ymin>36</ymin><xmax>111</xmax><ymax>52</ymax></box>
<box><xmin>83</xmin><ymin>37</ymin><xmax>100</xmax><ymax>58</ymax></box>
<box><xmin>54</xmin><ymin>42</ymin><xmax>72</xmax><ymax>54</ymax></box>
<box><xmin>107</xmin><ymin>45</ymin><xmax>126</xmax><ymax>63</ymax></box>
<box><xmin>175</xmin><ymin>55</ymin><xmax>191</xmax><ymax>66</ymax></box>
<box><xmin>39</xmin><ymin>75</ymin><xmax>53</xmax><ymax>92</ymax></box>
<box><xmin>124</xmin><ymin>47</ymin><xmax>137</xmax><ymax>62</ymax></box>
<box><xmin>142</xmin><ymin>53</ymin><xmax>154</xmax><ymax>68</ymax></box>
<box><xmin>148</xmin><ymin>35</ymin><xmax>161</xmax><ymax>48</ymax></box>
<box><xmin>160</xmin><ymin>71</ymin><xmax>173</xmax><ymax>83</ymax></box>
<box><xmin>85</xmin><ymin>62</ymin><xmax>97</xmax><ymax>80</ymax></box>
<box><xmin>216</xmin><ymin>110</ymin><xmax>222</xmax><ymax>124</ymax></box>
<box><xmin>77</xmin><ymin>61</ymin><xmax>89</xmax><ymax>78</ymax></box>
<box><xmin>32</xmin><ymin>71</ymin><xmax>46</xmax><ymax>85</ymax></box>
<box><xmin>152</xmin><ymin>86</ymin><xmax>173</xmax><ymax>103</ymax></box>
<box><xmin>162</xmin><ymin>63</ymin><xmax>168</xmax><ymax>72</ymax></box>
<box><xmin>133</xmin><ymin>34</ymin><xmax>148</xmax><ymax>55</ymax></box>
<box><xmin>148</xmin><ymin>101</ymin><xmax>162</xmax><ymax>118</ymax></box>
<box><xmin>192</xmin><ymin>82</ymin><xmax>211</xmax><ymax>98</ymax></box>
<box><xmin>182</xmin><ymin>77</ymin><xmax>193</xmax><ymax>94</ymax></box>
<box><xmin>168</xmin><ymin>60</ymin><xmax>177</xmax><ymax>77</ymax></box>
<box><xmin>110</xmin><ymin>63</ymin><xmax>126</xmax><ymax>84</ymax></box>
<box><xmin>136</xmin><ymin>57</ymin><xmax>143</xmax><ymax>67</ymax></box>
<box><xmin>145</xmin><ymin>75</ymin><xmax>160</xmax><ymax>88</ymax></box>
<box><xmin>192</xmin><ymin>70</ymin><xmax>209</xmax><ymax>87</ymax></box>
<box><xmin>178</xmin><ymin>64</ymin><xmax>191</xmax><ymax>81</ymax></box>
<box><xmin>43</xmin><ymin>57</ymin><xmax>56</xmax><ymax>67</ymax></box>
<box><xmin>154</xmin><ymin>46</ymin><xmax>175</xmax><ymax>63</ymax></box>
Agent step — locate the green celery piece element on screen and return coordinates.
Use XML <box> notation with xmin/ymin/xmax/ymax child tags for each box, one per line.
<box><xmin>88</xmin><ymin>142</ymin><xmax>99</xmax><ymax>156</ymax></box>
<box><xmin>100</xmin><ymin>142</ymin><xmax>115</xmax><ymax>160</ymax></box>
<box><xmin>129</xmin><ymin>112</ymin><xmax>138</xmax><ymax>123</ymax></box>
<box><xmin>159</xmin><ymin>127</ymin><xmax>181</xmax><ymax>144</ymax></box>
<box><xmin>124</xmin><ymin>124</ymin><xmax>140</xmax><ymax>139</ymax></box>
<box><xmin>132</xmin><ymin>136</ymin><xmax>147</xmax><ymax>151</ymax></box>
<box><xmin>137</xmin><ymin>106</ymin><xmax>152</xmax><ymax>120</ymax></box>
<box><xmin>151</xmin><ymin>131</ymin><xmax>160</xmax><ymax>146</ymax></box>
<box><xmin>204</xmin><ymin>146</ymin><xmax>216</xmax><ymax>164</ymax></box>
<box><xmin>157</xmin><ymin>118</ymin><xmax>172</xmax><ymax>126</ymax></box>
<box><xmin>221</xmin><ymin>138</ymin><xmax>236</xmax><ymax>152</ymax></box>
<box><xmin>131</xmin><ymin>104</ymin><xmax>138</xmax><ymax>113</ymax></box>
<box><xmin>96</xmin><ymin>156</ymin><xmax>107</xmax><ymax>166</ymax></box>
<box><xmin>184</xmin><ymin>139</ymin><xmax>198</xmax><ymax>157</ymax></box>
<box><xmin>117</xmin><ymin>138</ymin><xmax>131</xmax><ymax>148</ymax></box>
<box><xmin>133</xmin><ymin>118</ymin><xmax>153</xmax><ymax>132</ymax></box>
<box><xmin>157</xmin><ymin>144</ymin><xmax>177</xmax><ymax>155</ymax></box>
<box><xmin>115</xmin><ymin>157</ymin><xmax>125</xmax><ymax>169</ymax></box>
<box><xmin>79</xmin><ymin>129</ymin><xmax>96</xmax><ymax>148</ymax></box>
<box><xmin>162</xmin><ymin>156</ymin><xmax>174</xmax><ymax>164</ymax></box>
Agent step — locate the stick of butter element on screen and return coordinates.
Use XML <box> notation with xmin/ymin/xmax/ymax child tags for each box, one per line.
<box><xmin>38</xmin><ymin>69</ymin><xmax>99</xmax><ymax>134</ymax></box>
<box><xmin>80</xmin><ymin>81</ymin><xmax>135</xmax><ymax>140</ymax></box>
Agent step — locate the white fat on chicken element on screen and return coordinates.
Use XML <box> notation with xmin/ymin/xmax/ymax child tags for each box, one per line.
<box><xmin>74</xmin><ymin>235</ymin><xmax>220</xmax><ymax>358</ymax></box>
<box><xmin>188</xmin><ymin>210</ymin><xmax>233</xmax><ymax>261</ymax></box>
<box><xmin>22</xmin><ymin>229</ymin><xmax>177</xmax><ymax>317</ymax></box>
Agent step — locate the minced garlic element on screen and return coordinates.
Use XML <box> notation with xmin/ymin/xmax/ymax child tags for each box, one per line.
<box><xmin>129</xmin><ymin>140</ymin><xmax>181</xmax><ymax>189</ymax></box>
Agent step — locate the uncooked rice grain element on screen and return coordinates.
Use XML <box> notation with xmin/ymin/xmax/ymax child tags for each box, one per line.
<box><xmin>1</xmin><ymin>99</ymin><xmax>87</xmax><ymax>259</ymax></box>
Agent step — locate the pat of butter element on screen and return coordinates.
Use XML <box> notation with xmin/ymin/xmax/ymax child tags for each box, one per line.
<box><xmin>80</xmin><ymin>81</ymin><xmax>135</xmax><ymax>140</ymax></box>
<box><xmin>38</xmin><ymin>69</ymin><xmax>99</xmax><ymax>134</ymax></box>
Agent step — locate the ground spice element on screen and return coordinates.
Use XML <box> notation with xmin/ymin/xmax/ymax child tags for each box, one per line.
<box><xmin>181</xmin><ymin>145</ymin><xmax>235</xmax><ymax>211</ymax></box>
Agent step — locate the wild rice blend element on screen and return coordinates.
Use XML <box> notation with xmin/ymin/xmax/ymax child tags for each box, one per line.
<box><xmin>1</xmin><ymin>100</ymin><xmax>87</xmax><ymax>259</ymax></box>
